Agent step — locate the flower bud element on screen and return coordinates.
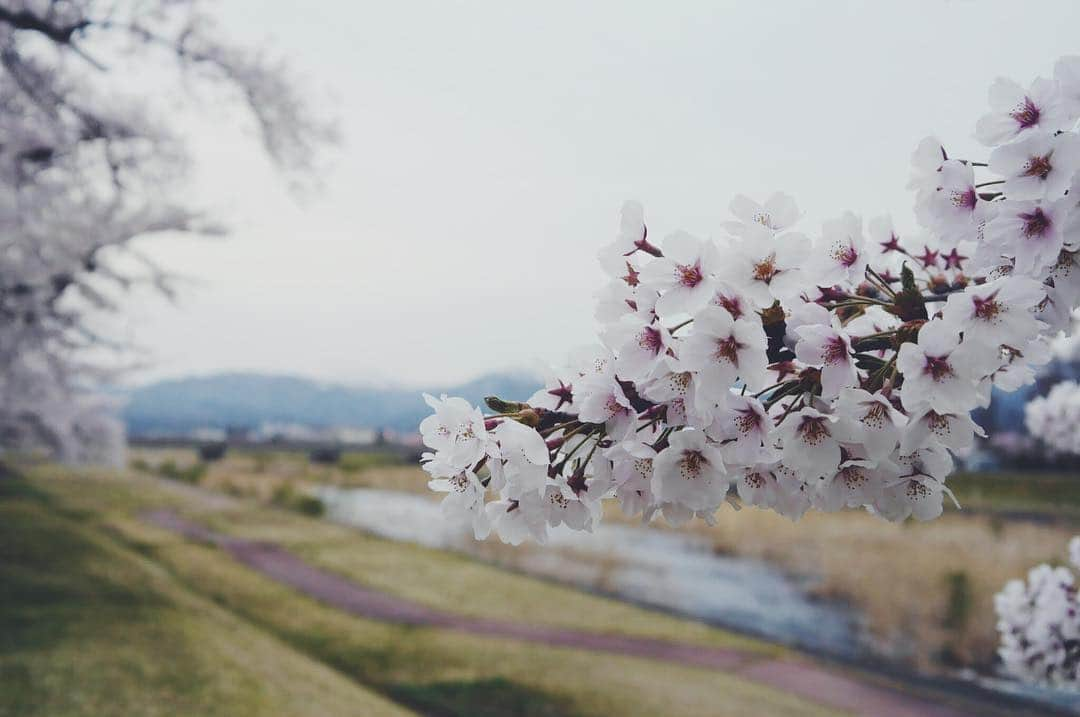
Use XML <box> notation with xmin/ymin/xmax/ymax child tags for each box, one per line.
<box><xmin>485</xmin><ymin>396</ymin><xmax>529</xmax><ymax>414</ymax></box>
<box><xmin>889</xmin><ymin>265</ymin><xmax>928</xmax><ymax>321</ymax></box>
<box><xmin>856</xmin><ymin>281</ymin><xmax>881</xmax><ymax>299</ymax></box>
<box><xmin>928</xmin><ymin>274</ymin><xmax>951</xmax><ymax>295</ymax></box>
<box><xmin>514</xmin><ymin>409</ymin><xmax>541</xmax><ymax>427</ymax></box>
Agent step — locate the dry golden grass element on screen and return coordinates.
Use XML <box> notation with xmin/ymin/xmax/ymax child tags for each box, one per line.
<box><xmin>130</xmin><ymin>448</ymin><xmax>425</xmax><ymax>502</ymax></box>
<box><xmin>673</xmin><ymin>507</ymin><xmax>1074</xmax><ymax>670</ymax></box>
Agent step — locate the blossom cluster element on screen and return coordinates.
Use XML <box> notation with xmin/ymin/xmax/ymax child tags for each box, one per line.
<box><xmin>996</xmin><ymin>538</ymin><xmax>1080</xmax><ymax>688</ymax></box>
<box><xmin>1026</xmin><ymin>381</ymin><xmax>1080</xmax><ymax>455</ymax></box>
<box><xmin>421</xmin><ymin>57</ymin><xmax>1080</xmax><ymax>545</ymax></box>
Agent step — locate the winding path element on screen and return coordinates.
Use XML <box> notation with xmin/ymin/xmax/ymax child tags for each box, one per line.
<box><xmin>141</xmin><ymin>509</ymin><xmax>1021</xmax><ymax>717</ymax></box>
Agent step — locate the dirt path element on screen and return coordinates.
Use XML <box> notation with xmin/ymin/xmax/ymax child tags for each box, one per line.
<box><xmin>141</xmin><ymin>509</ymin><xmax>1023</xmax><ymax>717</ymax></box>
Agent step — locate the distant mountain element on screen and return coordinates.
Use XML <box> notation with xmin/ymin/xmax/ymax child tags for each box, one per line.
<box><xmin>122</xmin><ymin>371</ymin><xmax>542</xmax><ymax>436</ymax></box>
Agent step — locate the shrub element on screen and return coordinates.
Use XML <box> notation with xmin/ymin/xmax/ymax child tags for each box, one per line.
<box><xmin>309</xmin><ymin>446</ymin><xmax>341</xmax><ymax>465</ymax></box>
<box><xmin>270</xmin><ymin>483</ymin><xmax>324</xmax><ymax>517</ymax></box>
<box><xmin>198</xmin><ymin>443</ymin><xmax>228</xmax><ymax>462</ymax></box>
<box><xmin>157</xmin><ymin>460</ymin><xmax>207</xmax><ymax>485</ymax></box>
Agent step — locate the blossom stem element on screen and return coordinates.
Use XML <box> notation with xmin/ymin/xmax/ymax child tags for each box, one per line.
<box><xmin>559</xmin><ymin>427</ymin><xmax>601</xmax><ymax>465</ymax></box>
<box><xmin>772</xmin><ymin>394</ymin><xmax>805</xmax><ymax>427</ymax></box>
<box><xmin>636</xmin><ymin>416</ymin><xmax>662</xmax><ymax>433</ymax></box>
<box><xmin>866</xmin><ymin>355</ymin><xmax>898</xmax><ymax>393</ymax></box>
<box><xmin>542</xmin><ymin>420</ymin><xmax>584</xmax><ymax>440</ymax></box>
<box><xmin>763</xmin><ymin>381</ymin><xmax>803</xmax><ymax>410</ymax></box>
<box><xmin>753</xmin><ymin>380</ymin><xmax>790</xmax><ymax>398</ymax></box>
<box><xmin>820</xmin><ymin>299</ymin><xmax>884</xmax><ymax>311</ymax></box>
<box><xmin>865</xmin><ymin>266</ymin><xmax>898</xmax><ymax>298</ymax></box>
<box><xmin>577</xmin><ymin>432</ymin><xmax>605</xmax><ymax>473</ymax></box>
<box><xmin>669</xmin><ymin>318</ymin><xmax>694</xmax><ymax>333</ymax></box>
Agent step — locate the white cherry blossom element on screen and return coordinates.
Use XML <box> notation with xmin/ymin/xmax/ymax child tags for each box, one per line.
<box><xmin>721</xmin><ymin>225</ymin><xmax>810</xmax><ymax>306</ymax></box>
<box><xmin>724</xmin><ymin>192</ymin><xmax>800</xmax><ymax>236</ymax></box>
<box><xmin>941</xmin><ymin>276</ymin><xmax>1046</xmax><ymax>351</ymax></box>
<box><xmin>975</xmin><ymin>76</ymin><xmax>1067</xmax><ymax>146</ymax></box>
<box><xmin>813</xmin><ymin>212</ymin><xmax>869</xmax><ymax>286</ymax></box>
<box><xmin>794</xmin><ymin>320</ymin><xmax>856</xmax><ymax>399</ymax></box>
<box><xmin>834</xmin><ymin>388</ymin><xmax>907</xmax><ymax>462</ymax></box>
<box><xmin>777</xmin><ymin>408</ymin><xmax>841</xmax><ymax>481</ymax></box>
<box><xmin>989</xmin><ymin>131</ymin><xmax>1080</xmax><ymax>200</ymax></box>
<box><xmin>996</xmin><ymin>537</ymin><xmax>1080</xmax><ymax>688</ymax></box>
<box><xmin>420</xmin><ymin>394</ymin><xmax>491</xmax><ymax>470</ymax></box>
<box><xmin>651</xmin><ymin>429</ymin><xmax>729</xmax><ymax>512</ymax></box>
<box><xmin>985</xmin><ymin>198</ymin><xmax>1069</xmax><ymax>275</ymax></box>
<box><xmin>896</xmin><ymin>320</ymin><xmax>980</xmax><ymax>414</ymax></box>
<box><xmin>640</xmin><ymin>231</ymin><xmax>720</xmax><ymax>318</ymax></box>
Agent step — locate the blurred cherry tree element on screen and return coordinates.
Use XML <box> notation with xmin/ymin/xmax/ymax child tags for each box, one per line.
<box><xmin>0</xmin><ymin>1</ymin><xmax>334</xmax><ymax>464</ymax></box>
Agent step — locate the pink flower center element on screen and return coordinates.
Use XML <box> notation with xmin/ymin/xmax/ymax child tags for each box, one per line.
<box><xmin>734</xmin><ymin>406</ymin><xmax>763</xmax><ymax>436</ymax></box>
<box><xmin>923</xmin><ymin>355</ymin><xmax>955</xmax><ymax>382</ymax></box>
<box><xmin>678</xmin><ymin>449</ymin><xmax>707</xmax><ymax>479</ymax></box>
<box><xmin>1020</xmin><ymin>207</ymin><xmax>1052</xmax><ymax>239</ymax></box>
<box><xmin>604</xmin><ymin>395</ymin><xmax>626</xmax><ymax>416</ymax></box>
<box><xmin>949</xmin><ymin>187</ymin><xmax>977</xmax><ymax>210</ymax></box>
<box><xmin>752</xmin><ymin>253</ymin><xmax>778</xmax><ymax>283</ymax></box>
<box><xmin>860</xmin><ymin>401</ymin><xmax>888</xmax><ymax>430</ymax></box>
<box><xmin>972</xmin><ymin>292</ymin><xmax>1003</xmax><ymax>323</ymax></box>
<box><xmin>638</xmin><ymin>326</ymin><xmax>664</xmax><ymax>355</ymax></box>
<box><xmin>1022</xmin><ymin>152</ymin><xmax>1054</xmax><ymax>180</ymax></box>
<box><xmin>823</xmin><ymin>336</ymin><xmax>850</xmax><ymax>366</ymax></box>
<box><xmin>829</xmin><ymin>240</ymin><xmax>859</xmax><ymax>268</ymax></box>
<box><xmin>676</xmin><ymin>261</ymin><xmax>704</xmax><ymax>288</ymax></box>
<box><xmin>1010</xmin><ymin>96</ymin><xmax>1041</xmax><ymax>129</ymax></box>
<box><xmin>924</xmin><ymin>411</ymin><xmax>951</xmax><ymax>437</ymax></box>
<box><xmin>796</xmin><ymin>416</ymin><xmax>831</xmax><ymax>445</ymax></box>
<box><xmin>713</xmin><ymin>335</ymin><xmax>744</xmax><ymax>365</ymax></box>
<box><xmin>839</xmin><ymin>465</ymin><xmax>868</xmax><ymax>489</ymax></box>
<box><xmin>714</xmin><ymin>292</ymin><xmax>744</xmax><ymax>319</ymax></box>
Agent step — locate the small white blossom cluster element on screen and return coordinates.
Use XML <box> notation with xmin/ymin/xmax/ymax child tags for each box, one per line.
<box><xmin>421</xmin><ymin>57</ymin><xmax>1080</xmax><ymax>545</ymax></box>
<box><xmin>996</xmin><ymin>538</ymin><xmax>1080</xmax><ymax>688</ymax></box>
<box><xmin>1025</xmin><ymin>381</ymin><xmax>1080</xmax><ymax>455</ymax></box>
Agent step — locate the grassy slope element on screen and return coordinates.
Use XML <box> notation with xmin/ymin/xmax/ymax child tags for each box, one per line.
<box><xmin>16</xmin><ymin>467</ymin><xmax>845</xmax><ymax>717</ymax></box>
<box><xmin>0</xmin><ymin>479</ymin><xmax>412</xmax><ymax>717</ymax></box>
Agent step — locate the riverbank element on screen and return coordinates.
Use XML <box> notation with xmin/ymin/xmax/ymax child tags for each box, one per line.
<box><xmin>126</xmin><ymin>447</ymin><xmax>1080</xmax><ymax>704</ymax></box>
<box><xmin>3</xmin><ymin>464</ymin><xmax>843</xmax><ymax>717</ymax></box>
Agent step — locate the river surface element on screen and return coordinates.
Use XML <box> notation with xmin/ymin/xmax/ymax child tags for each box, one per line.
<box><xmin>316</xmin><ymin>486</ymin><xmax>861</xmax><ymax>657</ymax></box>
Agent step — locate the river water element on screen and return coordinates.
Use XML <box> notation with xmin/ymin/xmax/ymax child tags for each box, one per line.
<box><xmin>316</xmin><ymin>485</ymin><xmax>861</xmax><ymax>656</ymax></box>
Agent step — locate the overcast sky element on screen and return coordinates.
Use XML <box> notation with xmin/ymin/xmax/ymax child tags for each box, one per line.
<box><xmin>119</xmin><ymin>0</ymin><xmax>1080</xmax><ymax>388</ymax></box>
